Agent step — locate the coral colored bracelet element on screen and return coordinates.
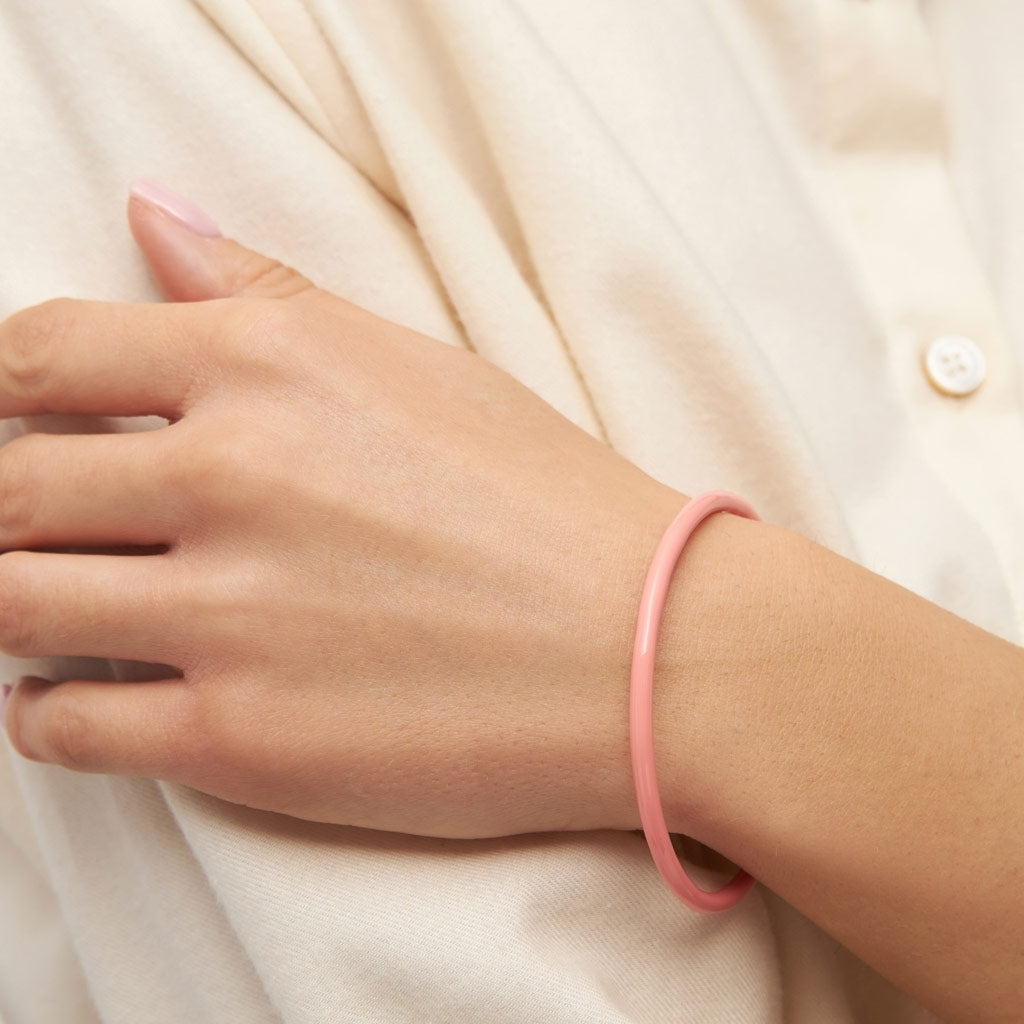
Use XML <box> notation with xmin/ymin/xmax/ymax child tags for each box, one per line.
<box><xmin>630</xmin><ymin>490</ymin><xmax>760</xmax><ymax>912</ymax></box>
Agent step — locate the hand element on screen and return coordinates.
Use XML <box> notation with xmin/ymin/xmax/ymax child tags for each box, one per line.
<box><xmin>0</xmin><ymin>183</ymin><xmax>685</xmax><ymax>838</ymax></box>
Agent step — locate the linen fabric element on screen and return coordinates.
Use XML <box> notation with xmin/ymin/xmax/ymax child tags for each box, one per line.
<box><xmin>2</xmin><ymin>1</ymin><xmax>1022</xmax><ymax>1021</ymax></box>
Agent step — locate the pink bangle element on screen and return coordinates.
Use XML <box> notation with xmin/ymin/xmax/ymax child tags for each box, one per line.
<box><xmin>630</xmin><ymin>490</ymin><xmax>760</xmax><ymax>912</ymax></box>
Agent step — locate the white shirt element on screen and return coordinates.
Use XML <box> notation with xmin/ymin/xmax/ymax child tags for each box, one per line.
<box><xmin>1</xmin><ymin>1</ymin><xmax>1020</xmax><ymax>1020</ymax></box>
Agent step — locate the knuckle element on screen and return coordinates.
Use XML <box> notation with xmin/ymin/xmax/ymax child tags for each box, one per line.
<box><xmin>233</xmin><ymin>257</ymin><xmax>316</xmax><ymax>301</ymax></box>
<box><xmin>223</xmin><ymin>300</ymin><xmax>314</xmax><ymax>379</ymax></box>
<box><xmin>0</xmin><ymin>435</ymin><xmax>42</xmax><ymax>538</ymax></box>
<box><xmin>1</xmin><ymin>298</ymin><xmax>73</xmax><ymax>396</ymax></box>
<box><xmin>43</xmin><ymin>692</ymin><xmax>100</xmax><ymax>772</ymax></box>
<box><xmin>0</xmin><ymin>554</ymin><xmax>39</xmax><ymax>656</ymax></box>
<box><xmin>234</xmin><ymin>301</ymin><xmax>293</xmax><ymax>359</ymax></box>
<box><xmin>185</xmin><ymin>681</ymin><xmax>256</xmax><ymax>787</ymax></box>
<box><xmin>168</xmin><ymin>428</ymin><xmax>264</xmax><ymax>510</ymax></box>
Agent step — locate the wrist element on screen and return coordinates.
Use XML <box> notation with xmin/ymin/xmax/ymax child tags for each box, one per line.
<box><xmin>646</xmin><ymin>509</ymin><xmax>793</xmax><ymax>845</ymax></box>
<box><xmin>554</xmin><ymin>476</ymin><xmax>695</xmax><ymax>833</ymax></box>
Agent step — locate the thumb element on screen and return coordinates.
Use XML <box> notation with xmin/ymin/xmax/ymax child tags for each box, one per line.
<box><xmin>127</xmin><ymin>179</ymin><xmax>316</xmax><ymax>302</ymax></box>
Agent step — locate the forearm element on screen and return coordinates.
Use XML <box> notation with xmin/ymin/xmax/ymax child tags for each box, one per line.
<box><xmin>654</xmin><ymin>509</ymin><xmax>1024</xmax><ymax>1023</ymax></box>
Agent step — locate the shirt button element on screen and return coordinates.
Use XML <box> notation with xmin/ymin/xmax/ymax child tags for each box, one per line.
<box><xmin>922</xmin><ymin>334</ymin><xmax>987</xmax><ymax>396</ymax></box>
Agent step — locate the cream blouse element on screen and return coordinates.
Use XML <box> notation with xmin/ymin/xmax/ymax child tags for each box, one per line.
<box><xmin>1</xmin><ymin>1</ymin><xmax>1020</xmax><ymax>1021</ymax></box>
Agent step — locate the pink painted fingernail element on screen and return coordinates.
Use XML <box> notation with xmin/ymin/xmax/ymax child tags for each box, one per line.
<box><xmin>129</xmin><ymin>178</ymin><xmax>221</xmax><ymax>238</ymax></box>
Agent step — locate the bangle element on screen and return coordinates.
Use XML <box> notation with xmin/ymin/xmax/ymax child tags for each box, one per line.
<box><xmin>630</xmin><ymin>490</ymin><xmax>760</xmax><ymax>912</ymax></box>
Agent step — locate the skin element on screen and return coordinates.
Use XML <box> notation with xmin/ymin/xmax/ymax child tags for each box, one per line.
<box><xmin>1</xmin><ymin>195</ymin><xmax>1022</xmax><ymax>1022</ymax></box>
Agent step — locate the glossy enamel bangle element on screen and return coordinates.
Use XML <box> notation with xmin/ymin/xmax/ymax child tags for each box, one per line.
<box><xmin>630</xmin><ymin>490</ymin><xmax>759</xmax><ymax>912</ymax></box>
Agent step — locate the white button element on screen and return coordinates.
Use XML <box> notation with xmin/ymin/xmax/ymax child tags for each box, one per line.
<box><xmin>923</xmin><ymin>334</ymin><xmax>987</xmax><ymax>396</ymax></box>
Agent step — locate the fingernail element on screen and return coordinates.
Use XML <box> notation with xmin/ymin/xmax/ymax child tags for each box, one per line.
<box><xmin>1</xmin><ymin>683</ymin><xmax>11</xmax><ymax>718</ymax></box>
<box><xmin>129</xmin><ymin>178</ymin><xmax>221</xmax><ymax>238</ymax></box>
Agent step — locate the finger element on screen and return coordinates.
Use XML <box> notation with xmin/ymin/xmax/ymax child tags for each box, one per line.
<box><xmin>0</xmin><ymin>297</ymin><xmax>210</xmax><ymax>419</ymax></box>
<box><xmin>0</xmin><ymin>551</ymin><xmax>184</xmax><ymax>664</ymax></box>
<box><xmin>0</xmin><ymin>430</ymin><xmax>180</xmax><ymax>550</ymax></box>
<box><xmin>128</xmin><ymin>179</ymin><xmax>318</xmax><ymax>302</ymax></box>
<box><xmin>5</xmin><ymin>674</ymin><xmax>199</xmax><ymax>780</ymax></box>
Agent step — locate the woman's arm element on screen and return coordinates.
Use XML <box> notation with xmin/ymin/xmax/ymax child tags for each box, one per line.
<box><xmin>652</xmin><ymin>510</ymin><xmax>1024</xmax><ymax>1024</ymax></box>
<box><xmin>3</xmin><ymin>185</ymin><xmax>1019</xmax><ymax>1024</ymax></box>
